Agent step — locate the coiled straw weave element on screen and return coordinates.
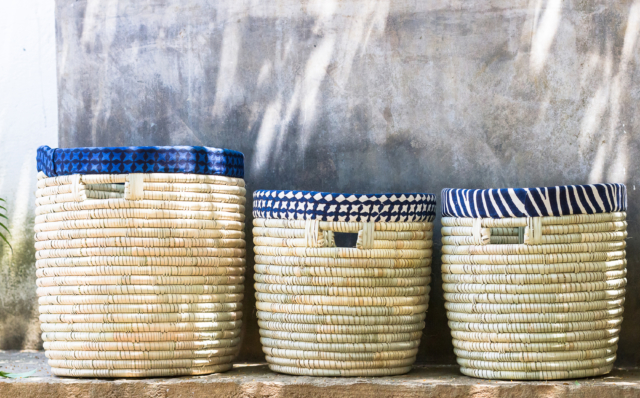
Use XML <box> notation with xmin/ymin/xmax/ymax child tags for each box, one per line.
<box><xmin>253</xmin><ymin>199</ymin><xmax>434</xmax><ymax>376</ymax></box>
<box><xmin>441</xmin><ymin>211</ymin><xmax>627</xmax><ymax>380</ymax></box>
<box><xmin>35</xmin><ymin>171</ymin><xmax>246</xmax><ymax>377</ymax></box>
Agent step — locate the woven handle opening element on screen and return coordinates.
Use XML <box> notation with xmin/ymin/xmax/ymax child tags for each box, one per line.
<box><xmin>333</xmin><ymin>232</ymin><xmax>359</xmax><ymax>247</ymax></box>
<box><xmin>303</xmin><ymin>220</ymin><xmax>376</xmax><ymax>249</ymax></box>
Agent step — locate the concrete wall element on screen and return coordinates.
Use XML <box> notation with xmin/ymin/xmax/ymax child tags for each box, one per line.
<box><xmin>52</xmin><ymin>0</ymin><xmax>640</xmax><ymax>365</ymax></box>
<box><xmin>0</xmin><ymin>1</ymin><xmax>58</xmax><ymax>350</ymax></box>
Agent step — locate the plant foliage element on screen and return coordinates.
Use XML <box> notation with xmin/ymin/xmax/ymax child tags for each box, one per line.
<box><xmin>0</xmin><ymin>369</ymin><xmax>36</xmax><ymax>378</ymax></box>
<box><xmin>0</xmin><ymin>198</ymin><xmax>10</xmax><ymax>249</ymax></box>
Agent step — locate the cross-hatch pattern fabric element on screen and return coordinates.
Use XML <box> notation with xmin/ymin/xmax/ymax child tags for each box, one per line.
<box><xmin>441</xmin><ymin>184</ymin><xmax>626</xmax><ymax>219</ymax></box>
<box><xmin>36</xmin><ymin>145</ymin><xmax>245</xmax><ymax>178</ymax></box>
<box><xmin>253</xmin><ymin>190</ymin><xmax>437</xmax><ymax>222</ymax></box>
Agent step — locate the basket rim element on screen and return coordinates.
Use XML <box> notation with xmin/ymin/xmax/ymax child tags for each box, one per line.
<box><xmin>37</xmin><ymin>145</ymin><xmax>244</xmax><ymax>178</ymax></box>
<box><xmin>253</xmin><ymin>190</ymin><xmax>436</xmax><ymax>222</ymax></box>
<box><xmin>441</xmin><ymin>183</ymin><xmax>626</xmax><ymax>219</ymax></box>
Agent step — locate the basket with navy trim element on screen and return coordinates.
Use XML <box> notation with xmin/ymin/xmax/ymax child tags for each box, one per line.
<box><xmin>37</xmin><ymin>145</ymin><xmax>244</xmax><ymax>178</ymax></box>
<box><xmin>34</xmin><ymin>146</ymin><xmax>246</xmax><ymax>378</ymax></box>
<box><xmin>441</xmin><ymin>183</ymin><xmax>627</xmax><ymax>380</ymax></box>
<box><xmin>252</xmin><ymin>190</ymin><xmax>436</xmax><ymax>376</ymax></box>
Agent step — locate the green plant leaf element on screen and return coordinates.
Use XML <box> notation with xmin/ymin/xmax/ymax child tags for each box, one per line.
<box><xmin>0</xmin><ymin>369</ymin><xmax>36</xmax><ymax>378</ymax></box>
<box><xmin>0</xmin><ymin>223</ymin><xmax>11</xmax><ymax>249</ymax></box>
<box><xmin>0</xmin><ymin>233</ymin><xmax>10</xmax><ymax>248</ymax></box>
<box><xmin>0</xmin><ymin>197</ymin><xmax>10</xmax><ymax>250</ymax></box>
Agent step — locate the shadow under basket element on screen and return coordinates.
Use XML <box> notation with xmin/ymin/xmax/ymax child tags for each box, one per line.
<box><xmin>252</xmin><ymin>190</ymin><xmax>437</xmax><ymax>376</ymax></box>
<box><xmin>440</xmin><ymin>184</ymin><xmax>628</xmax><ymax>380</ymax></box>
<box><xmin>34</xmin><ymin>145</ymin><xmax>246</xmax><ymax>377</ymax></box>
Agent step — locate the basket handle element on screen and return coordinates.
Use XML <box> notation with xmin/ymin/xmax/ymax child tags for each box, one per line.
<box><xmin>472</xmin><ymin>218</ymin><xmax>491</xmax><ymax>245</ymax></box>
<box><xmin>124</xmin><ymin>173</ymin><xmax>145</xmax><ymax>201</ymax></box>
<box><xmin>303</xmin><ymin>220</ymin><xmax>375</xmax><ymax>249</ymax></box>
<box><xmin>524</xmin><ymin>217</ymin><xmax>543</xmax><ymax>245</ymax></box>
<box><xmin>356</xmin><ymin>222</ymin><xmax>375</xmax><ymax>250</ymax></box>
<box><xmin>70</xmin><ymin>174</ymin><xmax>87</xmax><ymax>202</ymax></box>
<box><xmin>304</xmin><ymin>219</ymin><xmax>336</xmax><ymax>248</ymax></box>
<box><xmin>304</xmin><ymin>219</ymin><xmax>323</xmax><ymax>247</ymax></box>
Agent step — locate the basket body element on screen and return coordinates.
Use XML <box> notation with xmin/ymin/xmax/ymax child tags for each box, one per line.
<box><xmin>441</xmin><ymin>184</ymin><xmax>627</xmax><ymax>380</ymax></box>
<box><xmin>253</xmin><ymin>190</ymin><xmax>436</xmax><ymax>376</ymax></box>
<box><xmin>35</xmin><ymin>146</ymin><xmax>246</xmax><ymax>377</ymax></box>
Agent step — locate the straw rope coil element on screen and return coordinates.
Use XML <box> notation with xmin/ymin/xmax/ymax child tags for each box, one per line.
<box><xmin>441</xmin><ymin>185</ymin><xmax>627</xmax><ymax>380</ymax></box>
<box><xmin>253</xmin><ymin>190</ymin><xmax>436</xmax><ymax>376</ymax></box>
<box><xmin>35</xmin><ymin>171</ymin><xmax>246</xmax><ymax>377</ymax></box>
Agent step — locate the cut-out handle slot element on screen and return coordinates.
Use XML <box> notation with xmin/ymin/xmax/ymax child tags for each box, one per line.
<box><xmin>518</xmin><ymin>226</ymin><xmax>525</xmax><ymax>244</ymax></box>
<box><xmin>302</xmin><ymin>220</ymin><xmax>376</xmax><ymax>249</ymax></box>
<box><xmin>334</xmin><ymin>232</ymin><xmax>359</xmax><ymax>248</ymax></box>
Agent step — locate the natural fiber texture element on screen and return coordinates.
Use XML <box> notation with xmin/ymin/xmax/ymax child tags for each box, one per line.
<box><xmin>35</xmin><ymin>171</ymin><xmax>246</xmax><ymax>377</ymax></box>
<box><xmin>253</xmin><ymin>191</ymin><xmax>433</xmax><ymax>376</ymax></box>
<box><xmin>441</xmin><ymin>210</ymin><xmax>627</xmax><ymax>380</ymax></box>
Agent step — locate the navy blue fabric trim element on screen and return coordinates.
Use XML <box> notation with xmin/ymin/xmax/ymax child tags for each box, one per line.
<box><xmin>442</xmin><ymin>184</ymin><xmax>627</xmax><ymax>218</ymax></box>
<box><xmin>36</xmin><ymin>145</ymin><xmax>56</xmax><ymax>178</ymax></box>
<box><xmin>254</xmin><ymin>190</ymin><xmax>437</xmax><ymax>222</ymax></box>
<box><xmin>37</xmin><ymin>146</ymin><xmax>244</xmax><ymax>178</ymax></box>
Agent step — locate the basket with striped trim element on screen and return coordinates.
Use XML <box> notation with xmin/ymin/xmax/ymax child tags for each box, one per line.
<box><xmin>252</xmin><ymin>190</ymin><xmax>436</xmax><ymax>376</ymax></box>
<box><xmin>35</xmin><ymin>146</ymin><xmax>246</xmax><ymax>377</ymax></box>
<box><xmin>441</xmin><ymin>184</ymin><xmax>627</xmax><ymax>380</ymax></box>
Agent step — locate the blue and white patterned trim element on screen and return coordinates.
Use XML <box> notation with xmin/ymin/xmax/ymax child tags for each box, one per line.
<box><xmin>36</xmin><ymin>145</ymin><xmax>57</xmax><ymax>178</ymax></box>
<box><xmin>253</xmin><ymin>190</ymin><xmax>437</xmax><ymax>222</ymax></box>
<box><xmin>36</xmin><ymin>146</ymin><xmax>244</xmax><ymax>178</ymax></box>
<box><xmin>442</xmin><ymin>184</ymin><xmax>627</xmax><ymax>219</ymax></box>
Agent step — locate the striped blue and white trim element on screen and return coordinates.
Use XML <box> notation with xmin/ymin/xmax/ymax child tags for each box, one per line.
<box><xmin>254</xmin><ymin>190</ymin><xmax>437</xmax><ymax>222</ymax></box>
<box><xmin>441</xmin><ymin>184</ymin><xmax>626</xmax><ymax>219</ymax></box>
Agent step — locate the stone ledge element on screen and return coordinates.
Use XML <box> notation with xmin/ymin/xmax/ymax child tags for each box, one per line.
<box><xmin>1</xmin><ymin>350</ymin><xmax>639</xmax><ymax>398</ymax></box>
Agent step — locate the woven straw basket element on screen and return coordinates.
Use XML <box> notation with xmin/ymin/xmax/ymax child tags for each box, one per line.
<box><xmin>252</xmin><ymin>190</ymin><xmax>436</xmax><ymax>376</ymax></box>
<box><xmin>34</xmin><ymin>145</ymin><xmax>246</xmax><ymax>377</ymax></box>
<box><xmin>441</xmin><ymin>184</ymin><xmax>627</xmax><ymax>380</ymax></box>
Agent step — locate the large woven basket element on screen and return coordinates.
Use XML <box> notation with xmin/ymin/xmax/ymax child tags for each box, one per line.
<box><xmin>34</xmin><ymin>145</ymin><xmax>246</xmax><ymax>377</ymax></box>
<box><xmin>252</xmin><ymin>190</ymin><xmax>436</xmax><ymax>376</ymax></box>
<box><xmin>441</xmin><ymin>184</ymin><xmax>627</xmax><ymax>380</ymax></box>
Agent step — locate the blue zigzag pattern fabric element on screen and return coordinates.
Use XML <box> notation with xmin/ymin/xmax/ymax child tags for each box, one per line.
<box><xmin>442</xmin><ymin>183</ymin><xmax>627</xmax><ymax>219</ymax></box>
<box><xmin>36</xmin><ymin>145</ymin><xmax>244</xmax><ymax>178</ymax></box>
<box><xmin>254</xmin><ymin>190</ymin><xmax>437</xmax><ymax>222</ymax></box>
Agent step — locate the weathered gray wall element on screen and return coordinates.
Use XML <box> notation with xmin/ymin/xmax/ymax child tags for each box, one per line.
<box><xmin>52</xmin><ymin>0</ymin><xmax>640</xmax><ymax>365</ymax></box>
